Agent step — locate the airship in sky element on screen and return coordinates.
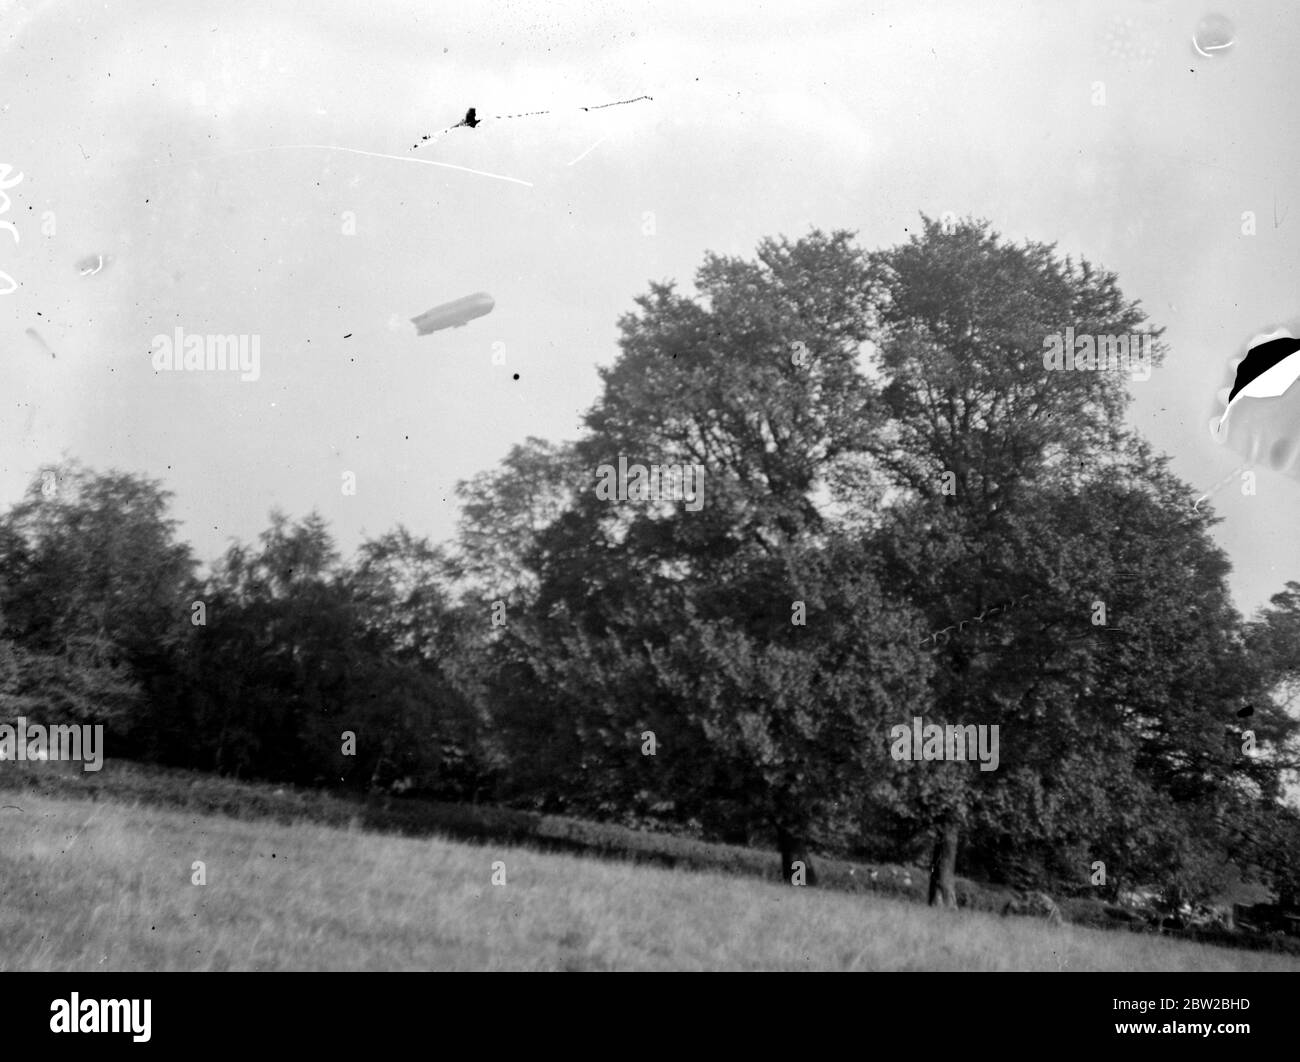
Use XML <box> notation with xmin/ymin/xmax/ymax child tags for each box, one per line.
<box><xmin>411</xmin><ymin>292</ymin><xmax>495</xmax><ymax>335</ymax></box>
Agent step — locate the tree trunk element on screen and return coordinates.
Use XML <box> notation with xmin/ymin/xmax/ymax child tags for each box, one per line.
<box><xmin>777</xmin><ymin>824</ymin><xmax>817</xmax><ymax>886</ymax></box>
<box><xmin>928</xmin><ymin>820</ymin><xmax>959</xmax><ymax>908</ymax></box>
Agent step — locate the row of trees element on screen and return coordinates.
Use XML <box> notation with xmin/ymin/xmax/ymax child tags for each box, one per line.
<box><xmin>0</xmin><ymin>488</ymin><xmax>484</xmax><ymax>797</ymax></box>
<box><xmin>2</xmin><ymin>217</ymin><xmax>1298</xmax><ymax>908</ymax></box>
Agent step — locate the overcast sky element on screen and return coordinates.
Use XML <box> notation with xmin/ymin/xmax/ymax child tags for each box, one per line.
<box><xmin>2</xmin><ymin>0</ymin><xmax>1298</xmax><ymax>619</ymax></box>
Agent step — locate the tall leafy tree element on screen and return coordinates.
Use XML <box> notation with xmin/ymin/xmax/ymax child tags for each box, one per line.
<box><xmin>454</xmin><ymin>437</ymin><xmax>588</xmax><ymax>610</ymax></box>
<box><xmin>490</xmin><ymin>231</ymin><xmax>931</xmax><ymax>877</ymax></box>
<box><xmin>863</xmin><ymin>215</ymin><xmax>1295</xmax><ymax>908</ymax></box>
<box><xmin>187</xmin><ymin>511</ymin><xmax>354</xmax><ymax>780</ymax></box>
<box><xmin>0</xmin><ymin>461</ymin><xmax>197</xmax><ymax>750</ymax></box>
<box><xmin>344</xmin><ymin>528</ymin><xmax>486</xmax><ymax>798</ymax></box>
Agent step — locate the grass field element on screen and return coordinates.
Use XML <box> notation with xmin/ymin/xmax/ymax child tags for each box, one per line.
<box><xmin>2</xmin><ymin>790</ymin><xmax>1298</xmax><ymax>971</ymax></box>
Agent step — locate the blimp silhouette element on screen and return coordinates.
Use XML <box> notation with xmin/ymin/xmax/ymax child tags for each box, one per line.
<box><xmin>411</xmin><ymin>292</ymin><xmax>495</xmax><ymax>335</ymax></box>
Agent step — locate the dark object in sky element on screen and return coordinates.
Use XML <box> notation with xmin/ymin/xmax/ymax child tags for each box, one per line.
<box><xmin>1237</xmin><ymin>704</ymin><xmax>1254</xmax><ymax>719</ymax></box>
<box><xmin>1217</xmin><ymin>332</ymin><xmax>1300</xmax><ymax>435</ymax></box>
<box><xmin>414</xmin><ymin>95</ymin><xmax>651</xmax><ymax>150</ymax></box>
<box><xmin>1228</xmin><ymin>336</ymin><xmax>1300</xmax><ymax>404</ymax></box>
<box><xmin>411</xmin><ymin>292</ymin><xmax>495</xmax><ymax>335</ymax></box>
<box><xmin>412</xmin><ymin>107</ymin><xmax>481</xmax><ymax>150</ymax></box>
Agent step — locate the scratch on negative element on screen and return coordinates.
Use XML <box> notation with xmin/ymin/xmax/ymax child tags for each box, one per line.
<box><xmin>567</xmin><ymin>135</ymin><xmax>609</xmax><ymax>166</ymax></box>
<box><xmin>1193</xmin><ymin>463</ymin><xmax>1249</xmax><ymax>512</ymax></box>
<box><xmin>135</xmin><ymin>144</ymin><xmax>534</xmax><ymax>188</ymax></box>
<box><xmin>920</xmin><ymin>596</ymin><xmax>1032</xmax><ymax>647</ymax></box>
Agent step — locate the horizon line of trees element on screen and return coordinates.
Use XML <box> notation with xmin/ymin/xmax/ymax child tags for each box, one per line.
<box><xmin>3</xmin><ymin>216</ymin><xmax>1299</xmax><ymax>912</ymax></box>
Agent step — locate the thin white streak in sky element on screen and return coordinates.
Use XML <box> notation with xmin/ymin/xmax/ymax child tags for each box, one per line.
<box><xmin>1191</xmin><ymin>36</ymin><xmax>1234</xmax><ymax>59</ymax></box>
<box><xmin>134</xmin><ymin>144</ymin><xmax>533</xmax><ymax>187</ymax></box>
<box><xmin>566</xmin><ymin>135</ymin><xmax>608</xmax><ymax>166</ymax></box>
<box><xmin>1193</xmin><ymin>463</ymin><xmax>1250</xmax><ymax>512</ymax></box>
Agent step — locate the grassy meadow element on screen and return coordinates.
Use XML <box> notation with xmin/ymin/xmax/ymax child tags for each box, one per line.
<box><xmin>2</xmin><ymin>788</ymin><xmax>1298</xmax><ymax>971</ymax></box>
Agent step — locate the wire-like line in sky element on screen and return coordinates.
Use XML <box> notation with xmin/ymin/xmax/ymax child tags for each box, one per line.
<box><xmin>581</xmin><ymin>94</ymin><xmax>654</xmax><ymax>112</ymax></box>
<box><xmin>493</xmin><ymin>94</ymin><xmax>653</xmax><ymax>121</ymax></box>
<box><xmin>414</xmin><ymin>95</ymin><xmax>654</xmax><ymax>151</ymax></box>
